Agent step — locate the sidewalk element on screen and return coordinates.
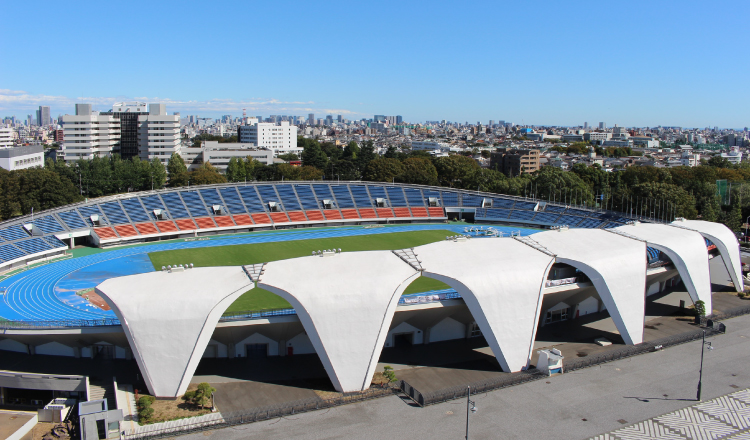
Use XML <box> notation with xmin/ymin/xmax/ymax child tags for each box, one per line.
<box><xmin>117</xmin><ymin>383</ymin><xmax>139</xmax><ymax>432</ymax></box>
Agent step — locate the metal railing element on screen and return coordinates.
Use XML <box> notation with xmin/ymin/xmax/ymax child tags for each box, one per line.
<box><xmin>0</xmin><ymin>317</ymin><xmax>121</xmax><ymax>330</ymax></box>
<box><xmin>219</xmin><ymin>308</ymin><xmax>297</xmax><ymax>321</ymax></box>
<box><xmin>122</xmin><ymin>385</ymin><xmax>397</xmax><ymax>440</ymax></box>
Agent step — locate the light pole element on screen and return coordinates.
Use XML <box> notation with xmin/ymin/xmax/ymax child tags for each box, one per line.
<box><xmin>696</xmin><ymin>329</ymin><xmax>713</xmax><ymax>401</ymax></box>
<box><xmin>465</xmin><ymin>386</ymin><xmax>477</xmax><ymax>440</ymax></box>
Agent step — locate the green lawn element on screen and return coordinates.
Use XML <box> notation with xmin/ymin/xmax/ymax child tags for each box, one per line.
<box><xmin>148</xmin><ymin>230</ymin><xmax>453</xmax><ymax>313</ymax></box>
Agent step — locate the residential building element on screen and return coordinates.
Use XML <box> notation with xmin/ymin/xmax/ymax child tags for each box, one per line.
<box><xmin>0</xmin><ymin>145</ymin><xmax>44</xmax><ymax>170</ymax></box>
<box><xmin>583</xmin><ymin>132</ymin><xmax>611</xmax><ymax>143</ymax></box>
<box><xmin>237</xmin><ymin>119</ymin><xmax>299</xmax><ymax>155</ymax></box>
<box><xmin>490</xmin><ymin>148</ymin><xmax>541</xmax><ymax>176</ymax></box>
<box><xmin>137</xmin><ymin>104</ymin><xmax>180</xmax><ymax>165</ymax></box>
<box><xmin>0</xmin><ymin>127</ymin><xmax>12</xmax><ymax>147</ymax></box>
<box><xmin>410</xmin><ymin>141</ymin><xmax>452</xmax><ymax>152</ymax></box>
<box><xmin>61</xmin><ymin>104</ymin><xmax>121</xmax><ymax>162</ymax></box>
<box><xmin>680</xmin><ymin>145</ymin><xmax>700</xmax><ymax>167</ymax></box>
<box><xmin>721</xmin><ymin>146</ymin><xmax>743</xmax><ymax>165</ymax></box>
<box><xmin>105</xmin><ymin>102</ymin><xmax>150</xmax><ymax>159</ymax></box>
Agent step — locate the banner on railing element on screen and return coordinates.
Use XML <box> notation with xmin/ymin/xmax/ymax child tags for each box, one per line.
<box><xmin>545</xmin><ymin>277</ymin><xmax>577</xmax><ymax>288</ymax></box>
<box><xmin>402</xmin><ymin>293</ymin><xmax>447</xmax><ymax>304</ymax></box>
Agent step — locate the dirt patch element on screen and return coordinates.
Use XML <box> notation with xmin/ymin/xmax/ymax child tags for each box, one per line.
<box><xmin>312</xmin><ymin>373</ymin><xmax>393</xmax><ymax>401</ymax></box>
<box><xmin>77</xmin><ymin>288</ymin><xmax>111</xmax><ymax>311</ymax></box>
<box><xmin>136</xmin><ymin>384</ymin><xmax>213</xmax><ymax>425</ymax></box>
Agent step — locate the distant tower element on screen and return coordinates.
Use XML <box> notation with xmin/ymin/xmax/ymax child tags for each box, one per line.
<box><xmin>242</xmin><ymin>108</ymin><xmax>247</xmax><ymax>123</ymax></box>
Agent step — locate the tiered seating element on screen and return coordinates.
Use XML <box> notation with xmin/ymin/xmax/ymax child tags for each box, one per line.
<box><xmin>513</xmin><ymin>201</ymin><xmax>537</xmax><ymax>210</ymax></box>
<box><xmin>120</xmin><ymin>198</ymin><xmax>150</xmax><ymax>222</ymax></box>
<box><xmin>238</xmin><ymin>186</ymin><xmax>266</xmax><ymax>213</ymax></box>
<box><xmin>491</xmin><ymin>198</ymin><xmax>515</xmax><ymax>208</ymax></box>
<box><xmin>350</xmin><ymin>185</ymin><xmax>372</xmax><ymax>208</ymax></box>
<box><xmin>312</xmin><ymin>184</ymin><xmax>335</xmax><ymax>208</ymax></box>
<box><xmin>199</xmin><ymin>188</ymin><xmax>224</xmax><ymax>212</ymax></box>
<box><xmin>78</xmin><ymin>206</ymin><xmax>107</xmax><ymax>226</ymax></box>
<box><xmin>386</xmin><ymin>187</ymin><xmax>407</xmax><ymax>206</ymax></box>
<box><xmin>556</xmin><ymin>215</ymin><xmax>584</xmax><ymax>226</ymax></box>
<box><xmin>0</xmin><ymin>244</ymin><xmax>26</xmax><ymax>262</ymax></box>
<box><xmin>33</xmin><ymin>215</ymin><xmax>65</xmax><ymax>234</ymax></box>
<box><xmin>358</xmin><ymin>208</ymin><xmax>377</xmax><ymax>219</ymax></box>
<box><xmin>99</xmin><ymin>202</ymin><xmax>130</xmax><ymax>225</ymax></box>
<box><xmin>44</xmin><ymin>236</ymin><xmax>66</xmax><ymax>248</ymax></box>
<box><xmin>428</xmin><ymin>207</ymin><xmax>446</xmax><ymax>217</ymax></box>
<box><xmin>461</xmin><ymin>194</ymin><xmax>483</xmax><ymax>207</ymax></box>
<box><xmin>393</xmin><ymin>207</ymin><xmax>411</xmax><ymax>218</ymax></box>
<box><xmin>135</xmin><ymin>223</ymin><xmax>158</xmax><ymax>235</ymax></box>
<box><xmin>481</xmin><ymin>209</ymin><xmax>510</xmax><ymax>219</ymax></box>
<box><xmin>14</xmin><ymin>237</ymin><xmax>52</xmax><ymax>254</ymax></box>
<box><xmin>219</xmin><ymin>187</ymin><xmax>247</xmax><ymax>214</ymax></box>
<box><xmin>194</xmin><ymin>217</ymin><xmax>217</xmax><ymax>229</ymax></box>
<box><xmin>276</xmin><ymin>185</ymin><xmax>302</xmax><ymax>211</ymax></box>
<box><xmin>533</xmin><ymin>212</ymin><xmax>561</xmax><ymax>223</ymax></box>
<box><xmin>304</xmin><ymin>210</ymin><xmax>325</xmax><ymax>221</ymax></box>
<box><xmin>376</xmin><ymin>208</ymin><xmax>394</xmax><ymax>218</ymax></box>
<box><xmin>180</xmin><ymin>191</ymin><xmax>210</xmax><ymax>217</ymax></box>
<box><xmin>367</xmin><ymin>186</ymin><xmax>388</xmax><ymax>205</ymax></box>
<box><xmin>323</xmin><ymin>210</ymin><xmax>342</xmax><ymax>220</ymax></box>
<box><xmin>155</xmin><ymin>220</ymin><xmax>178</xmax><ymax>233</ymax></box>
<box><xmin>566</xmin><ymin>209</ymin><xmax>591</xmax><ymax>217</ymax></box>
<box><xmin>251</xmin><ymin>213</ymin><xmax>272</xmax><ymax>224</ymax></box>
<box><xmin>578</xmin><ymin>218</ymin><xmax>605</xmax><ymax>228</ymax></box>
<box><xmin>341</xmin><ymin>209</ymin><xmax>360</xmax><ymax>220</ymax></box>
<box><xmin>410</xmin><ymin>207</ymin><xmax>429</xmax><ymax>217</ymax></box>
<box><xmin>94</xmin><ymin>227</ymin><xmax>118</xmax><ymax>240</ymax></box>
<box><xmin>647</xmin><ymin>247</ymin><xmax>661</xmax><ymax>263</ymax></box>
<box><xmin>213</xmin><ymin>216</ymin><xmax>235</xmax><ymax>227</ymax></box>
<box><xmin>140</xmin><ymin>195</ymin><xmax>170</xmax><ymax>220</ymax></box>
<box><xmin>545</xmin><ymin>205</ymin><xmax>567</xmax><ymax>213</ymax></box>
<box><xmin>113</xmin><ymin>225</ymin><xmax>138</xmax><ymax>237</ymax></box>
<box><xmin>440</xmin><ymin>191</ymin><xmax>459</xmax><ymax>206</ymax></box>
<box><xmin>422</xmin><ymin>189</ymin><xmax>442</xmax><ymax>207</ymax></box>
<box><xmin>509</xmin><ymin>210</ymin><xmax>536</xmax><ymax>221</ymax></box>
<box><xmin>269</xmin><ymin>212</ymin><xmax>289</xmax><ymax>223</ymax></box>
<box><xmin>232</xmin><ymin>214</ymin><xmax>253</xmax><ymax>226</ymax></box>
<box><xmin>0</xmin><ymin>225</ymin><xmax>28</xmax><ymax>241</ymax></box>
<box><xmin>256</xmin><ymin>185</ymin><xmax>281</xmax><ymax>208</ymax></box>
<box><xmin>331</xmin><ymin>185</ymin><xmax>355</xmax><ymax>208</ymax></box>
<box><xmin>174</xmin><ymin>219</ymin><xmax>197</xmax><ymax>230</ymax></box>
<box><xmin>294</xmin><ymin>185</ymin><xmax>320</xmax><ymax>210</ymax></box>
<box><xmin>57</xmin><ymin>211</ymin><xmax>88</xmax><ymax>229</ymax></box>
<box><xmin>160</xmin><ymin>193</ymin><xmax>190</xmax><ymax>219</ymax></box>
<box><xmin>404</xmin><ymin>188</ymin><xmax>425</xmax><ymax>206</ymax></box>
<box><xmin>287</xmin><ymin>211</ymin><xmax>307</xmax><ymax>222</ymax></box>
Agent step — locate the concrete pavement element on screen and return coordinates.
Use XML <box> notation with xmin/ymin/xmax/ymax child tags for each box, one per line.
<box><xmin>179</xmin><ymin>311</ymin><xmax>750</xmax><ymax>440</ymax></box>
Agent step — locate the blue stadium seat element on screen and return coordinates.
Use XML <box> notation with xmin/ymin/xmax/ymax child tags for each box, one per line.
<box><xmin>386</xmin><ymin>187</ymin><xmax>407</xmax><ymax>206</ymax></box>
<box><xmin>566</xmin><ymin>209</ymin><xmax>591</xmax><ymax>217</ymax></box>
<box><xmin>404</xmin><ymin>188</ymin><xmax>425</xmax><ymax>206</ymax></box>
<box><xmin>44</xmin><ymin>236</ymin><xmax>67</xmax><ymax>248</ymax></box>
<box><xmin>159</xmin><ymin>193</ymin><xmax>190</xmax><ymax>219</ymax></box>
<box><xmin>509</xmin><ymin>210</ymin><xmax>536</xmax><ymax>221</ymax></box>
<box><xmin>513</xmin><ymin>201</ymin><xmax>537</xmax><ymax>210</ymax></box>
<box><xmin>349</xmin><ymin>185</ymin><xmax>373</xmax><ymax>208</ymax></box>
<box><xmin>533</xmin><ymin>212</ymin><xmax>561</xmax><ymax>223</ymax></box>
<box><xmin>312</xmin><ymin>184</ymin><xmax>334</xmax><ymax>208</ymax></box>
<box><xmin>367</xmin><ymin>186</ymin><xmax>389</xmax><ymax>205</ymax></box>
<box><xmin>14</xmin><ymin>237</ymin><xmax>52</xmax><ymax>254</ymax></box>
<box><xmin>0</xmin><ymin>226</ymin><xmax>28</xmax><ymax>241</ymax></box>
<box><xmin>577</xmin><ymin>218</ymin><xmax>605</xmax><ymax>228</ymax></box>
<box><xmin>461</xmin><ymin>194</ymin><xmax>483</xmax><ymax>207</ymax></box>
<box><xmin>99</xmin><ymin>202</ymin><xmax>130</xmax><ymax>225</ymax></box>
<box><xmin>275</xmin><ymin>185</ymin><xmax>302</xmax><ymax>211</ymax></box>
<box><xmin>31</xmin><ymin>215</ymin><xmax>65</xmax><ymax>234</ymax></box>
<box><xmin>481</xmin><ymin>208</ymin><xmax>511</xmax><ymax>219</ymax></box>
<box><xmin>421</xmin><ymin>189</ymin><xmax>442</xmax><ymax>206</ymax></box>
<box><xmin>555</xmin><ymin>215</ymin><xmax>585</xmax><ymax>226</ymax></box>
<box><xmin>544</xmin><ymin>205</ymin><xmax>567</xmax><ymax>213</ymax></box>
<box><xmin>237</xmin><ymin>186</ymin><xmax>266</xmax><ymax>213</ymax></box>
<box><xmin>120</xmin><ymin>198</ymin><xmax>150</xmax><ymax>223</ymax></box>
<box><xmin>199</xmin><ymin>189</ymin><xmax>225</xmax><ymax>212</ymax></box>
<box><xmin>140</xmin><ymin>195</ymin><xmax>171</xmax><ymax>220</ymax></box>
<box><xmin>219</xmin><ymin>187</ymin><xmax>248</xmax><ymax>214</ymax></box>
<box><xmin>491</xmin><ymin>198</ymin><xmax>515</xmax><ymax>209</ymax></box>
<box><xmin>441</xmin><ymin>191</ymin><xmax>459</xmax><ymax>207</ymax></box>
<box><xmin>180</xmin><ymin>191</ymin><xmax>210</xmax><ymax>217</ymax></box>
<box><xmin>256</xmin><ymin>185</ymin><xmax>282</xmax><ymax>209</ymax></box>
<box><xmin>57</xmin><ymin>210</ymin><xmax>88</xmax><ymax>230</ymax></box>
<box><xmin>293</xmin><ymin>185</ymin><xmax>319</xmax><ymax>210</ymax></box>
<box><xmin>77</xmin><ymin>206</ymin><xmax>108</xmax><ymax>226</ymax></box>
<box><xmin>331</xmin><ymin>185</ymin><xmax>355</xmax><ymax>208</ymax></box>
<box><xmin>0</xmin><ymin>243</ymin><xmax>26</xmax><ymax>262</ymax></box>
<box><xmin>647</xmin><ymin>247</ymin><xmax>661</xmax><ymax>263</ymax></box>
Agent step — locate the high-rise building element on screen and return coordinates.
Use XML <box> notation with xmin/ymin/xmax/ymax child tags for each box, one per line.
<box><xmin>308</xmin><ymin>113</ymin><xmax>315</xmax><ymax>125</ymax></box>
<box><xmin>337</xmin><ymin>115</ymin><xmax>343</xmax><ymax>123</ymax></box>
<box><xmin>36</xmin><ymin>106</ymin><xmax>50</xmax><ymax>126</ymax></box>
<box><xmin>61</xmin><ymin>104</ymin><xmax>121</xmax><ymax>162</ymax></box>
<box><xmin>0</xmin><ymin>127</ymin><xmax>13</xmax><ymax>148</ymax></box>
<box><xmin>325</xmin><ymin>115</ymin><xmax>333</xmax><ymax>125</ymax></box>
<box><xmin>374</xmin><ymin>115</ymin><xmax>386</xmax><ymax>123</ymax></box>
<box><xmin>137</xmin><ymin>104</ymin><xmax>181</xmax><ymax>165</ymax></box>
<box><xmin>599</xmin><ymin>122</ymin><xmax>606</xmax><ymax>130</ymax></box>
<box><xmin>396</xmin><ymin>115</ymin><xmax>403</xmax><ymax>125</ymax></box>
<box><xmin>104</xmin><ymin>102</ymin><xmax>150</xmax><ymax>159</ymax></box>
<box><xmin>584</xmin><ymin>122</ymin><xmax>588</xmax><ymax>129</ymax></box>
<box><xmin>237</xmin><ymin>119</ymin><xmax>299</xmax><ymax>155</ymax></box>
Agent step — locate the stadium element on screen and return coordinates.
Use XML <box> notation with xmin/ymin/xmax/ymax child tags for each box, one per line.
<box><xmin>0</xmin><ymin>181</ymin><xmax>742</xmax><ymax>404</ymax></box>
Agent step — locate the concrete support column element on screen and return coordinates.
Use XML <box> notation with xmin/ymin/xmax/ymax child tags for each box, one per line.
<box><xmin>74</xmin><ymin>347</ymin><xmax>81</xmax><ymax>358</ymax></box>
<box><xmin>27</xmin><ymin>344</ymin><xmax>35</xmax><ymax>355</ymax></box>
<box><xmin>228</xmin><ymin>343</ymin><xmax>235</xmax><ymax>358</ymax></box>
<box><xmin>423</xmin><ymin>328</ymin><xmax>431</xmax><ymax>345</ymax></box>
<box><xmin>90</xmin><ymin>346</ymin><xmax>95</xmax><ymax>359</ymax></box>
<box><xmin>278</xmin><ymin>340</ymin><xmax>286</xmax><ymax>356</ymax></box>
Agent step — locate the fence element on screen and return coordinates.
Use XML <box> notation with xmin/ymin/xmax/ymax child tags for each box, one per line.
<box><xmin>122</xmin><ymin>385</ymin><xmax>397</xmax><ymax>440</ymax></box>
<box><xmin>401</xmin><ymin>323</ymin><xmax>727</xmax><ymax>407</ymax></box>
<box><xmin>0</xmin><ymin>318</ymin><xmax>121</xmax><ymax>330</ymax></box>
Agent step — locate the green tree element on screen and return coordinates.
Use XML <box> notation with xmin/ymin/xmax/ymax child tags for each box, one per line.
<box><xmin>301</xmin><ymin>140</ymin><xmax>328</xmax><ymax>169</ymax></box>
<box><xmin>225</xmin><ymin>157</ymin><xmax>246</xmax><ymax>182</ymax></box>
<box><xmin>532</xmin><ymin>166</ymin><xmax>594</xmax><ymax>205</ymax></box>
<box><xmin>167</xmin><ymin>153</ymin><xmax>189</xmax><ymax>187</ymax></box>
<box><xmin>629</xmin><ymin>182</ymin><xmax>698</xmax><ymax>220</ymax></box>
<box><xmin>193</xmin><ymin>382</ymin><xmax>216</xmax><ymax>409</ymax></box>
<box><xmin>342</xmin><ymin>141</ymin><xmax>360</xmax><ymax>160</ymax></box>
<box><xmin>189</xmin><ymin>162</ymin><xmax>227</xmax><ymax>185</ymax></box>
<box><xmin>397</xmin><ymin>157</ymin><xmax>439</xmax><ymax>186</ymax></box>
<box><xmin>433</xmin><ymin>155</ymin><xmax>480</xmax><ymax>187</ymax></box>
<box><xmin>462</xmin><ymin>168</ymin><xmax>506</xmax><ymax>192</ymax></box>
<box><xmin>149</xmin><ymin>158</ymin><xmax>167</xmax><ymax>190</ymax></box>
<box><xmin>356</xmin><ymin>140</ymin><xmax>377</xmax><ymax>172</ymax></box>
<box><xmin>277</xmin><ymin>152</ymin><xmax>299</xmax><ymax>162</ymax></box>
<box><xmin>363</xmin><ymin>158</ymin><xmax>404</xmax><ymax>182</ymax></box>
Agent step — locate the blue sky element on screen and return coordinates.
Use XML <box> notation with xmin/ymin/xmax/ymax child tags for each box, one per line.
<box><xmin>1</xmin><ymin>0</ymin><xmax>748</xmax><ymax>128</ymax></box>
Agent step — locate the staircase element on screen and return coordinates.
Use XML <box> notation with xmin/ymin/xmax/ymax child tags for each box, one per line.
<box><xmin>89</xmin><ymin>380</ymin><xmax>116</xmax><ymax>410</ymax></box>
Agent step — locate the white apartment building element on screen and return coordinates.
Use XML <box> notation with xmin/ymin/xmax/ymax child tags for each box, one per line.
<box><xmin>0</xmin><ymin>127</ymin><xmax>13</xmax><ymax>147</ymax></box>
<box><xmin>61</xmin><ymin>104</ymin><xmax>121</xmax><ymax>162</ymax></box>
<box><xmin>137</xmin><ymin>104</ymin><xmax>181</xmax><ymax>165</ymax></box>
<box><xmin>237</xmin><ymin>119</ymin><xmax>299</xmax><ymax>155</ymax></box>
<box><xmin>410</xmin><ymin>141</ymin><xmax>452</xmax><ymax>152</ymax></box>
<box><xmin>680</xmin><ymin>145</ymin><xmax>700</xmax><ymax>167</ymax></box>
<box><xmin>0</xmin><ymin>145</ymin><xmax>45</xmax><ymax>171</ymax></box>
<box><xmin>721</xmin><ymin>146</ymin><xmax>743</xmax><ymax>165</ymax></box>
<box><xmin>180</xmin><ymin>141</ymin><xmax>274</xmax><ymax>172</ymax></box>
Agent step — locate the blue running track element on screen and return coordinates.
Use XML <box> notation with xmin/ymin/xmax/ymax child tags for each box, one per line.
<box><xmin>0</xmin><ymin>224</ymin><xmax>539</xmax><ymax>321</ymax></box>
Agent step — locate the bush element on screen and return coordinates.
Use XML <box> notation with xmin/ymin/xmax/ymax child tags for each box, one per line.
<box><xmin>694</xmin><ymin>300</ymin><xmax>706</xmax><ymax>317</ymax></box>
<box><xmin>383</xmin><ymin>365</ymin><xmax>397</xmax><ymax>383</ymax></box>
<box><xmin>137</xmin><ymin>395</ymin><xmax>156</xmax><ymax>423</ymax></box>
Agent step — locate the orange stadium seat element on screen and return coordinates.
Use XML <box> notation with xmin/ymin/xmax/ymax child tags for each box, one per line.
<box><xmin>113</xmin><ymin>225</ymin><xmax>139</xmax><ymax>237</ymax></box>
<box><xmin>251</xmin><ymin>213</ymin><xmax>272</xmax><ymax>224</ymax></box>
<box><xmin>134</xmin><ymin>223</ymin><xmax>158</xmax><ymax>235</ymax></box>
<box><xmin>175</xmin><ymin>219</ymin><xmax>197</xmax><ymax>231</ymax></box>
<box><xmin>376</xmin><ymin>208</ymin><xmax>395</xmax><ymax>218</ymax></box>
<box><xmin>155</xmin><ymin>220</ymin><xmax>179</xmax><ymax>233</ymax></box>
<box><xmin>341</xmin><ymin>209</ymin><xmax>360</xmax><ymax>220</ymax></box>
<box><xmin>213</xmin><ymin>216</ymin><xmax>235</xmax><ymax>227</ymax></box>
<box><xmin>305</xmin><ymin>210</ymin><xmax>325</xmax><ymax>221</ymax></box>
<box><xmin>428</xmin><ymin>207</ymin><xmax>446</xmax><ymax>217</ymax></box>
<box><xmin>358</xmin><ymin>208</ymin><xmax>377</xmax><ymax>219</ymax></box>
<box><xmin>94</xmin><ymin>227</ymin><xmax>118</xmax><ymax>240</ymax></box>
<box><xmin>287</xmin><ymin>211</ymin><xmax>308</xmax><ymax>222</ymax></box>
<box><xmin>410</xmin><ymin>207</ymin><xmax>429</xmax><ymax>217</ymax></box>
<box><xmin>194</xmin><ymin>217</ymin><xmax>217</xmax><ymax>229</ymax></box>
<box><xmin>270</xmin><ymin>212</ymin><xmax>290</xmax><ymax>223</ymax></box>
<box><xmin>232</xmin><ymin>214</ymin><xmax>254</xmax><ymax>226</ymax></box>
<box><xmin>323</xmin><ymin>210</ymin><xmax>342</xmax><ymax>220</ymax></box>
<box><xmin>393</xmin><ymin>207</ymin><xmax>412</xmax><ymax>218</ymax></box>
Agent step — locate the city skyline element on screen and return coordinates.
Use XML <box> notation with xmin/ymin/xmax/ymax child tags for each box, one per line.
<box><xmin>1</xmin><ymin>1</ymin><xmax>748</xmax><ymax>127</ymax></box>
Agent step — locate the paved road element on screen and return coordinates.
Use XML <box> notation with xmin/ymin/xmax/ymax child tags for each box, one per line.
<box><xmin>181</xmin><ymin>312</ymin><xmax>750</xmax><ymax>440</ymax></box>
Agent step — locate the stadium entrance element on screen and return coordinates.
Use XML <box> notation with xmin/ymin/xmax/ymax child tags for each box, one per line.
<box><xmin>445</xmin><ymin>207</ymin><xmax>475</xmax><ymax>222</ymax></box>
